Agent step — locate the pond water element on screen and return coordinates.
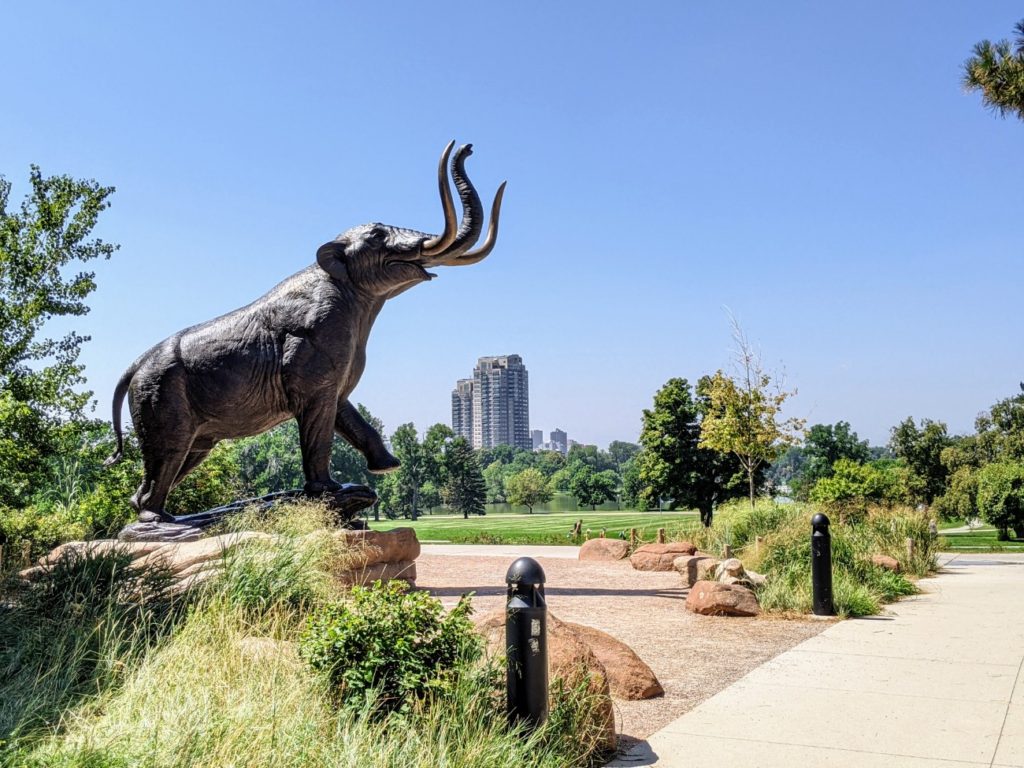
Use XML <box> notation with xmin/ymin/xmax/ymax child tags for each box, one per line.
<box><xmin>485</xmin><ymin>492</ymin><xmax>623</xmax><ymax>515</ymax></box>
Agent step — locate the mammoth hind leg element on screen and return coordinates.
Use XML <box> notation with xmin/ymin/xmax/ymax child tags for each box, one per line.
<box><xmin>334</xmin><ymin>399</ymin><xmax>399</xmax><ymax>474</ymax></box>
<box><xmin>132</xmin><ymin>437</ymin><xmax>195</xmax><ymax>522</ymax></box>
<box><xmin>299</xmin><ymin>398</ymin><xmax>343</xmax><ymax>497</ymax></box>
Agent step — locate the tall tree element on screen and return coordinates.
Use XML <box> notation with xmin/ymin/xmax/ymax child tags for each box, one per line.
<box><xmin>389</xmin><ymin>423</ymin><xmax>426</xmax><ymax>520</ymax></box>
<box><xmin>0</xmin><ymin>167</ymin><xmax>117</xmax><ymax>507</ymax></box>
<box><xmin>698</xmin><ymin>320</ymin><xmax>803</xmax><ymax>507</ymax></box>
<box><xmin>504</xmin><ymin>467</ymin><xmax>552</xmax><ymax>514</ymax></box>
<box><xmin>964</xmin><ymin>19</ymin><xmax>1024</xmax><ymax>120</ymax></box>
<box><xmin>638</xmin><ymin>377</ymin><xmax>745</xmax><ymax>526</ymax></box>
<box><xmin>889</xmin><ymin>417</ymin><xmax>951</xmax><ymax>504</ymax></box>
<box><xmin>608</xmin><ymin>440</ymin><xmax>641</xmax><ymax>470</ymax></box>
<box><xmin>567</xmin><ymin>464</ymin><xmax>618</xmax><ymax>510</ymax></box>
<box><xmin>794</xmin><ymin>421</ymin><xmax>870</xmax><ymax>498</ymax></box>
<box><xmin>441</xmin><ymin>437</ymin><xmax>486</xmax><ymax>519</ymax></box>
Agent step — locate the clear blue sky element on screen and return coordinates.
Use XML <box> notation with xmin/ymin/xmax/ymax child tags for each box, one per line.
<box><xmin>3</xmin><ymin>2</ymin><xmax>1021</xmax><ymax>449</ymax></box>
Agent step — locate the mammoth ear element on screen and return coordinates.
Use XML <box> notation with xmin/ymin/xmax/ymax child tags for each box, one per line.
<box><xmin>316</xmin><ymin>241</ymin><xmax>348</xmax><ymax>281</ymax></box>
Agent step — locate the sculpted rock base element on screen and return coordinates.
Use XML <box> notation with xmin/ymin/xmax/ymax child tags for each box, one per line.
<box><xmin>21</xmin><ymin>527</ymin><xmax>420</xmax><ymax>593</ymax></box>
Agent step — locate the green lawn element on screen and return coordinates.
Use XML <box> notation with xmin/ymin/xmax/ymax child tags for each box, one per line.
<box><xmin>365</xmin><ymin>510</ymin><xmax>700</xmax><ymax>545</ymax></box>
<box><xmin>940</xmin><ymin>526</ymin><xmax>1024</xmax><ymax>552</ymax></box>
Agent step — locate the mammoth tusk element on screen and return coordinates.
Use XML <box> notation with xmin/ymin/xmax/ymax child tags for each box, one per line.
<box><xmin>420</xmin><ymin>140</ymin><xmax>459</xmax><ymax>257</ymax></box>
<box><xmin>439</xmin><ymin>181</ymin><xmax>505</xmax><ymax>266</ymax></box>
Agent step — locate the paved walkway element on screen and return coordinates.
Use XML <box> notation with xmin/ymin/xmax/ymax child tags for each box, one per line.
<box><xmin>609</xmin><ymin>553</ymin><xmax>1024</xmax><ymax>767</ymax></box>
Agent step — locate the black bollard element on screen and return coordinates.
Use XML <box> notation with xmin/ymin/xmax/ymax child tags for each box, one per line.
<box><xmin>811</xmin><ymin>513</ymin><xmax>835</xmax><ymax>616</ymax></box>
<box><xmin>505</xmin><ymin>557</ymin><xmax>549</xmax><ymax>728</ymax></box>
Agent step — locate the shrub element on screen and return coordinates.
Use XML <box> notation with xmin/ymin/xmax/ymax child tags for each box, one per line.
<box><xmin>299</xmin><ymin>580</ymin><xmax>480</xmax><ymax>714</ymax></box>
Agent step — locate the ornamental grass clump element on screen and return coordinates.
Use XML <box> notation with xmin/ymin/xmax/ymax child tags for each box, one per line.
<box><xmin>299</xmin><ymin>579</ymin><xmax>480</xmax><ymax>715</ymax></box>
<box><xmin>685</xmin><ymin>498</ymin><xmax>935</xmax><ymax>617</ymax></box>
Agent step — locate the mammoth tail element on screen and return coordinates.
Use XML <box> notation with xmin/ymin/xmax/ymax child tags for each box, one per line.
<box><xmin>104</xmin><ymin>362</ymin><xmax>139</xmax><ymax>467</ymax></box>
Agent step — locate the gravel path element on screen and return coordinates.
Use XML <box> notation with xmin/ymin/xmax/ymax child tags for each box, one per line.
<box><xmin>416</xmin><ymin>553</ymin><xmax>828</xmax><ymax>744</ymax></box>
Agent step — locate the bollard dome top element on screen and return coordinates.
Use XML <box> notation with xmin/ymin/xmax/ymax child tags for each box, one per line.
<box><xmin>506</xmin><ymin>556</ymin><xmax>546</xmax><ymax>586</ymax></box>
<box><xmin>811</xmin><ymin>512</ymin><xmax>831</xmax><ymax>529</ymax></box>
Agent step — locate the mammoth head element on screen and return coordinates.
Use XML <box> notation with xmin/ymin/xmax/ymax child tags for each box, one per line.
<box><xmin>316</xmin><ymin>141</ymin><xmax>506</xmax><ymax>298</ymax></box>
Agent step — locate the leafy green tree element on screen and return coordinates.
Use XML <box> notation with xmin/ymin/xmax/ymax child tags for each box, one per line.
<box><xmin>767</xmin><ymin>444</ymin><xmax>805</xmax><ymax>492</ymax></box>
<box><xmin>0</xmin><ymin>166</ymin><xmax>117</xmax><ymax>508</ymax></box>
<box><xmin>964</xmin><ymin>19</ymin><xmax>1024</xmax><ymax>120</ymax></box>
<box><xmin>889</xmin><ymin>417</ymin><xmax>951</xmax><ymax>504</ymax></box>
<box><xmin>793</xmin><ymin>422</ymin><xmax>870</xmax><ymax>498</ymax></box>
<box><xmin>567</xmin><ymin>465</ymin><xmax>618</xmax><ymax>510</ymax></box>
<box><xmin>934</xmin><ymin>466</ymin><xmax>981</xmax><ymax>522</ymax></box>
<box><xmin>638</xmin><ymin>377</ymin><xmax>747</xmax><ymax>525</ymax></box>
<box><xmin>482</xmin><ymin>459</ymin><xmax>509</xmax><ymax>503</ymax></box>
<box><xmin>534</xmin><ymin>449</ymin><xmax>566</xmax><ymax>478</ymax></box>
<box><xmin>422</xmin><ymin>423</ymin><xmax>455</xmax><ymax>488</ymax></box>
<box><xmin>976</xmin><ymin>385</ymin><xmax>1024</xmax><ymax>461</ymax></box>
<box><xmin>699</xmin><ymin>369</ymin><xmax>801</xmax><ymax>508</ymax></box>
<box><xmin>976</xmin><ymin>461</ymin><xmax>1024</xmax><ymax>540</ymax></box>
<box><xmin>608</xmin><ymin>440</ymin><xmax>640</xmax><ymax>470</ymax></box>
<box><xmin>809</xmin><ymin>458</ymin><xmax>904</xmax><ymax>519</ymax></box>
<box><xmin>619</xmin><ymin>455</ymin><xmax>644</xmax><ymax>509</ymax></box>
<box><xmin>503</xmin><ymin>467</ymin><xmax>552</xmax><ymax>513</ymax></box>
<box><xmin>441</xmin><ymin>437</ymin><xmax>486</xmax><ymax>518</ymax></box>
<box><xmin>387</xmin><ymin>423</ymin><xmax>426</xmax><ymax>520</ymax></box>
<box><xmin>566</xmin><ymin>444</ymin><xmax>616</xmax><ymax>473</ymax></box>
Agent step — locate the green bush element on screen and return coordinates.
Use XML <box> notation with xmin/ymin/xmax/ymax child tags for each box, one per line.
<box><xmin>299</xmin><ymin>580</ymin><xmax>481</xmax><ymax>715</ymax></box>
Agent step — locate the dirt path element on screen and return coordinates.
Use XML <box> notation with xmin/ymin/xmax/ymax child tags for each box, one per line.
<box><xmin>416</xmin><ymin>553</ymin><xmax>828</xmax><ymax>744</ymax></box>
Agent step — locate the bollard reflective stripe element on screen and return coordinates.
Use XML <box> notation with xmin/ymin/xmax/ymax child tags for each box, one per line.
<box><xmin>811</xmin><ymin>513</ymin><xmax>835</xmax><ymax>616</ymax></box>
<box><xmin>506</xmin><ymin>557</ymin><xmax>549</xmax><ymax>727</ymax></box>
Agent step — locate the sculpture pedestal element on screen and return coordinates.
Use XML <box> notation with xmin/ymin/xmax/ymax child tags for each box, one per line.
<box><xmin>119</xmin><ymin>484</ymin><xmax>377</xmax><ymax>542</ymax></box>
<box><xmin>23</xmin><ymin>527</ymin><xmax>420</xmax><ymax>592</ymax></box>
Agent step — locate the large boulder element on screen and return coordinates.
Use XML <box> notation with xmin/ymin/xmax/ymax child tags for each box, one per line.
<box><xmin>696</xmin><ymin>557</ymin><xmax>721</xmax><ymax>582</ymax></box>
<box><xmin>673</xmin><ymin>554</ymin><xmax>715</xmax><ymax>587</ymax></box>
<box><xmin>685</xmin><ymin>580</ymin><xmax>760</xmax><ymax>617</ymax></box>
<box><xmin>475</xmin><ymin>611</ymin><xmax>617</xmax><ymax>752</ymax></box>
<box><xmin>578</xmin><ymin>538</ymin><xmax>630</xmax><ymax>562</ymax></box>
<box><xmin>562</xmin><ymin>621</ymin><xmax>663</xmax><ymax>700</ymax></box>
<box><xmin>629</xmin><ymin>541</ymin><xmax>697</xmax><ymax>571</ymax></box>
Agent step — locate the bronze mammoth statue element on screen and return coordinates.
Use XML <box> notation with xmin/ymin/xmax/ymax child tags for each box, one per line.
<box><xmin>106</xmin><ymin>142</ymin><xmax>505</xmax><ymax>522</ymax></box>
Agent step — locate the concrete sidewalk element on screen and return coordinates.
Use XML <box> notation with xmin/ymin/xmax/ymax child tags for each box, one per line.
<box><xmin>610</xmin><ymin>553</ymin><xmax>1024</xmax><ymax>767</ymax></box>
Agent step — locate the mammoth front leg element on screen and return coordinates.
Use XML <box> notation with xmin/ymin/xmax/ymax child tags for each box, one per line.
<box><xmin>334</xmin><ymin>399</ymin><xmax>400</xmax><ymax>474</ymax></box>
<box><xmin>298</xmin><ymin>398</ymin><xmax>343</xmax><ymax>497</ymax></box>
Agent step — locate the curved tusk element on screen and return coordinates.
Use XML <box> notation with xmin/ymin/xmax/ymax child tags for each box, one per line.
<box><xmin>420</xmin><ymin>140</ymin><xmax>458</xmax><ymax>257</ymax></box>
<box><xmin>440</xmin><ymin>181</ymin><xmax>506</xmax><ymax>266</ymax></box>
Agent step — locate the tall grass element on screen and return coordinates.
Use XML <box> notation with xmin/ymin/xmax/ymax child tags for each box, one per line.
<box><xmin>1</xmin><ymin>504</ymin><xmax>609</xmax><ymax>767</ymax></box>
<box><xmin>686</xmin><ymin>499</ymin><xmax>937</xmax><ymax>617</ymax></box>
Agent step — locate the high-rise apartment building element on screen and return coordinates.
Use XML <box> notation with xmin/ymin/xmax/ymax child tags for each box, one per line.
<box><xmin>531</xmin><ymin>429</ymin><xmax>544</xmax><ymax>450</ymax></box>
<box><xmin>450</xmin><ymin>355</ymin><xmax>531</xmax><ymax>451</ymax></box>
<box><xmin>451</xmin><ymin>379</ymin><xmax>474</xmax><ymax>444</ymax></box>
<box><xmin>550</xmin><ymin>428</ymin><xmax>568</xmax><ymax>456</ymax></box>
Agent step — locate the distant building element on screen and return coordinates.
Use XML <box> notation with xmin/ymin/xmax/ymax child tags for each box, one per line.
<box><xmin>451</xmin><ymin>379</ymin><xmax>475</xmax><ymax>444</ymax></box>
<box><xmin>550</xmin><ymin>428</ymin><xmax>568</xmax><ymax>456</ymax></box>
<box><xmin>531</xmin><ymin>429</ymin><xmax>544</xmax><ymax>450</ymax></box>
<box><xmin>451</xmin><ymin>355</ymin><xmax>531</xmax><ymax>451</ymax></box>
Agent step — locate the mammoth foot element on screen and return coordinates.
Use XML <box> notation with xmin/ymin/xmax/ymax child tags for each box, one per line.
<box><xmin>367</xmin><ymin>453</ymin><xmax>401</xmax><ymax>474</ymax></box>
<box><xmin>138</xmin><ymin>509</ymin><xmax>178</xmax><ymax>524</ymax></box>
